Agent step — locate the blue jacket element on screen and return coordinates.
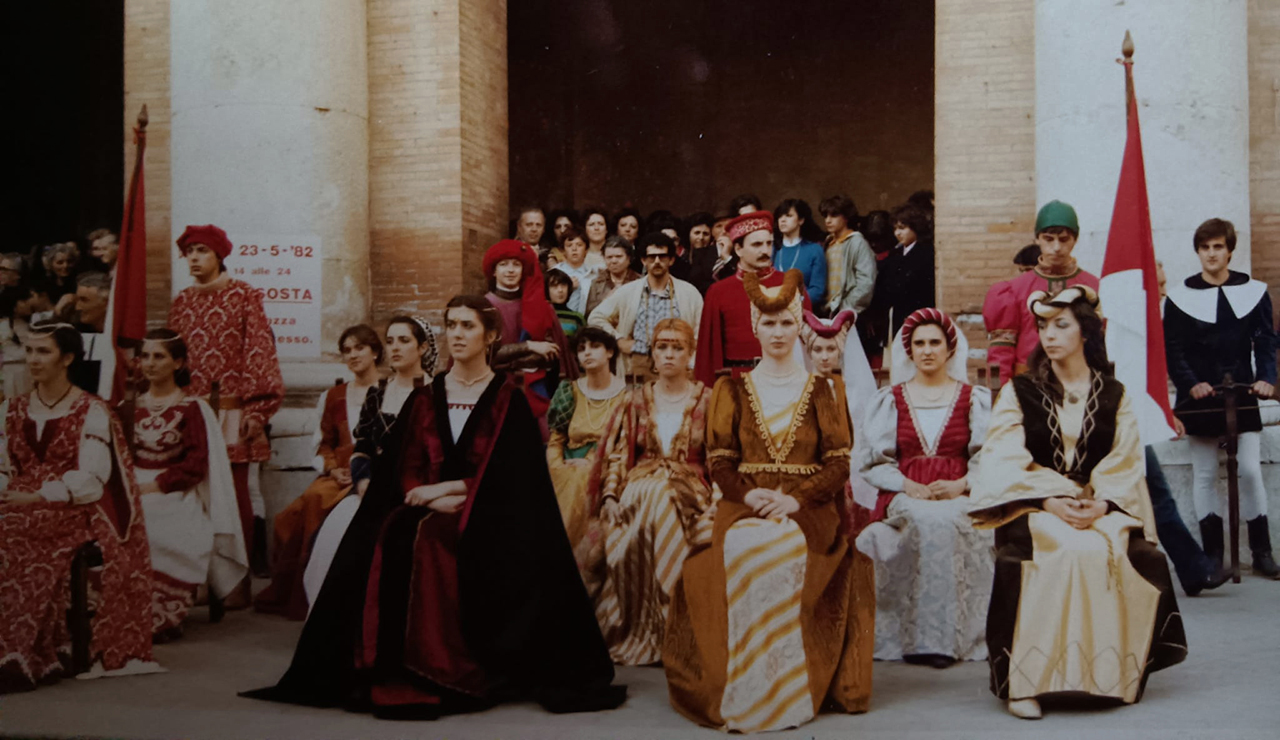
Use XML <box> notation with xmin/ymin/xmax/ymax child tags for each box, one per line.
<box><xmin>773</xmin><ymin>239</ymin><xmax>827</xmax><ymax>304</ymax></box>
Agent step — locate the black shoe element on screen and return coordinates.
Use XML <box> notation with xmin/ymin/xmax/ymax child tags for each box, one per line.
<box><xmin>1199</xmin><ymin>515</ymin><xmax>1225</xmax><ymax>572</ymax></box>
<box><xmin>1187</xmin><ymin>565</ymin><xmax>1233</xmax><ymax>596</ymax></box>
<box><xmin>251</xmin><ymin>516</ymin><xmax>270</xmax><ymax>578</ymax></box>
<box><xmin>1247</xmin><ymin>516</ymin><xmax>1280</xmax><ymax>580</ymax></box>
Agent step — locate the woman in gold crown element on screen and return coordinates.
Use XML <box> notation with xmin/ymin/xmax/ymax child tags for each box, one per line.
<box><xmin>970</xmin><ymin>286</ymin><xmax>1186</xmax><ymax>719</ymax></box>
<box><xmin>663</xmin><ymin>269</ymin><xmax>872</xmax><ymax>733</ymax></box>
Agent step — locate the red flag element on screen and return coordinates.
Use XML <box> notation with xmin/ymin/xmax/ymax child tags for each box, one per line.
<box><xmin>1099</xmin><ymin>44</ymin><xmax>1177</xmax><ymax>444</ymax></box>
<box><xmin>103</xmin><ymin>106</ymin><xmax>149</xmax><ymax>403</ymax></box>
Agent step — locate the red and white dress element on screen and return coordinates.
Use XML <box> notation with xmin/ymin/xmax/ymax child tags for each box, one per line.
<box><xmin>856</xmin><ymin>382</ymin><xmax>994</xmax><ymax>661</ymax></box>
<box><xmin>0</xmin><ymin>392</ymin><xmax>156</xmax><ymax>692</ymax></box>
<box><xmin>128</xmin><ymin>396</ymin><xmax>247</xmax><ymax>633</ymax></box>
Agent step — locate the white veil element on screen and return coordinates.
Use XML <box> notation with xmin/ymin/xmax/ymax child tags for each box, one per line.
<box><xmin>889</xmin><ymin>315</ymin><xmax>971</xmax><ymax>386</ymax></box>
<box><xmin>802</xmin><ymin>311</ymin><xmax>879</xmax><ymax>510</ymax></box>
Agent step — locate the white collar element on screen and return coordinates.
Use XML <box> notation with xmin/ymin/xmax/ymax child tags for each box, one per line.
<box><xmin>1165</xmin><ymin>279</ymin><xmax>1267</xmax><ymax>323</ymax></box>
<box><xmin>782</xmin><ymin>235</ymin><xmax>801</xmax><ymax>247</ymax></box>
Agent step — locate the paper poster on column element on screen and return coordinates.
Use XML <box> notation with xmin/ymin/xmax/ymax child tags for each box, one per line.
<box><xmin>171</xmin><ymin>234</ymin><xmax>323</xmax><ymax>359</ymax></box>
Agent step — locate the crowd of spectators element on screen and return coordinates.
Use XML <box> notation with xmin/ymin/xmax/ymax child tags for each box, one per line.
<box><xmin>512</xmin><ymin>190</ymin><xmax>937</xmax><ymax>370</ymax></box>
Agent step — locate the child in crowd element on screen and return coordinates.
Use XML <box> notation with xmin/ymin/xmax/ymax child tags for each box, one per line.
<box><xmin>547</xmin><ymin>269</ymin><xmax>585</xmax><ymax>339</ymax></box>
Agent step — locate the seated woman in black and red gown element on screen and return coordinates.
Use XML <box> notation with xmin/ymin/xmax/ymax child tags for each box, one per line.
<box><xmin>243</xmin><ymin>296</ymin><xmax>625</xmax><ymax>719</ymax></box>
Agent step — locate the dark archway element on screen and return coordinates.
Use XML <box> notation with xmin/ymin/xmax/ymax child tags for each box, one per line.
<box><xmin>8</xmin><ymin>0</ymin><xmax>124</xmax><ymax>251</ymax></box>
<box><xmin>509</xmin><ymin>0</ymin><xmax>934</xmax><ymax>218</ymax></box>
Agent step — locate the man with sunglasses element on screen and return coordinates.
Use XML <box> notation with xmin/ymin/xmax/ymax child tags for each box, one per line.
<box><xmin>588</xmin><ymin>232</ymin><xmax>702</xmax><ymax>383</ymax></box>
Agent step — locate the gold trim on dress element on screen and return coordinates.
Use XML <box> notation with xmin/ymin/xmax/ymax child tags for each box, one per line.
<box><xmin>738</xmin><ymin>463</ymin><xmax>822</xmax><ymax>475</ymax></box>
<box><xmin>743</xmin><ymin>373</ymin><xmax>816</xmax><ymax>466</ymax></box>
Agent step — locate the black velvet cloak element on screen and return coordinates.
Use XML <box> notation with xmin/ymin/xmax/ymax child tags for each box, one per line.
<box><xmin>242</xmin><ymin>373</ymin><xmax>625</xmax><ymax>717</ymax></box>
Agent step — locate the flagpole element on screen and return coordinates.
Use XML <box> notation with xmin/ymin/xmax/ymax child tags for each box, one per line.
<box><xmin>1119</xmin><ymin>30</ymin><xmax>1135</xmax><ymax>119</ymax></box>
<box><xmin>104</xmin><ymin>104</ymin><xmax>150</xmax><ymax>406</ymax></box>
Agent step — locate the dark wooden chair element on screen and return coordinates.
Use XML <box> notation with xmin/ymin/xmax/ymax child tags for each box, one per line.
<box><xmin>68</xmin><ymin>542</ymin><xmax>104</xmax><ymax>675</ymax></box>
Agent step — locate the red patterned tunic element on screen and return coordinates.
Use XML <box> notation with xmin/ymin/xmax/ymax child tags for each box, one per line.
<box><xmin>0</xmin><ymin>393</ymin><xmax>153</xmax><ymax>692</ymax></box>
<box><xmin>168</xmin><ymin>277</ymin><xmax>284</xmax><ymax>463</ymax></box>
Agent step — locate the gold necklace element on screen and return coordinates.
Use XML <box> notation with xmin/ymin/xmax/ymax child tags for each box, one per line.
<box><xmin>450</xmin><ymin>369</ymin><xmax>494</xmax><ymax>388</ymax></box>
<box><xmin>655</xmin><ymin>383</ymin><xmax>692</xmax><ymax>405</ymax></box>
<box><xmin>1062</xmin><ymin>375</ymin><xmax>1091</xmax><ymax>404</ymax></box>
<box><xmin>583</xmin><ymin>393</ymin><xmax>615</xmax><ymax>428</ymax></box>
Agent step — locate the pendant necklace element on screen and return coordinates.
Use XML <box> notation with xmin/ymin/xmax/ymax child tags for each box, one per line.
<box><xmin>1064</xmin><ymin>380</ymin><xmax>1090</xmax><ymax>405</ymax></box>
<box><xmin>35</xmin><ymin>383</ymin><xmax>74</xmax><ymax>410</ymax></box>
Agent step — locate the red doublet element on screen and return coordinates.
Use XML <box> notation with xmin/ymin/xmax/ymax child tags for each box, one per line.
<box><xmin>169</xmin><ymin>278</ymin><xmax>284</xmax><ymax>463</ymax></box>
<box><xmin>694</xmin><ymin>268</ymin><xmax>812</xmax><ymax>386</ymax></box>
<box><xmin>982</xmin><ymin>267</ymin><xmax>1098</xmax><ymax>384</ymax></box>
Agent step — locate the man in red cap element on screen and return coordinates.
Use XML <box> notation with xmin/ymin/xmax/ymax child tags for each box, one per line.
<box><xmin>695</xmin><ymin>211</ymin><xmax>811</xmax><ymax>384</ymax></box>
<box><xmin>168</xmin><ymin>224</ymin><xmax>284</xmax><ymax>583</ymax></box>
<box><xmin>483</xmin><ymin>239</ymin><xmax>574</xmax><ymax>433</ymax></box>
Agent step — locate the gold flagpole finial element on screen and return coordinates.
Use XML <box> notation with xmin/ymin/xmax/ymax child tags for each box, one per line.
<box><xmin>1121</xmin><ymin>30</ymin><xmax>1134</xmax><ymax>63</ymax></box>
<box><xmin>137</xmin><ymin>104</ymin><xmax>149</xmax><ymax>131</ymax></box>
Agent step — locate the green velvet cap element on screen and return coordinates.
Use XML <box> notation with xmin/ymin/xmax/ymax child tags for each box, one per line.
<box><xmin>1035</xmin><ymin>200</ymin><xmax>1079</xmax><ymax>235</ymax></box>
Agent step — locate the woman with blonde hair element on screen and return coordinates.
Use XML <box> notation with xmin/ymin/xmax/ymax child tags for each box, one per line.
<box><xmin>593</xmin><ymin>317</ymin><xmax>715</xmax><ymax>665</ymax></box>
<box><xmin>664</xmin><ymin>270</ymin><xmax>871</xmax><ymax>732</ymax></box>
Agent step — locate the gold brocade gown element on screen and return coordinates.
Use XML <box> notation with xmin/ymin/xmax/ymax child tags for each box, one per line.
<box><xmin>663</xmin><ymin>371</ymin><xmax>874</xmax><ymax>732</ymax></box>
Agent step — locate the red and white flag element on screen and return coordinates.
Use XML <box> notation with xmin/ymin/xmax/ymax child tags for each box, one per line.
<box><xmin>100</xmin><ymin>106</ymin><xmax>149</xmax><ymax>403</ymax></box>
<box><xmin>1099</xmin><ymin>51</ymin><xmax>1177</xmax><ymax>444</ymax></box>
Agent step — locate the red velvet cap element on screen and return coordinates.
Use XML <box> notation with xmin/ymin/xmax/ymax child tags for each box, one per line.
<box><xmin>726</xmin><ymin>211</ymin><xmax>774</xmax><ymax>243</ymax></box>
<box><xmin>176</xmin><ymin>224</ymin><xmax>233</xmax><ymax>259</ymax></box>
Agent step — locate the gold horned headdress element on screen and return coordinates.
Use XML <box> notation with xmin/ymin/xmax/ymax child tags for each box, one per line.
<box><xmin>744</xmin><ymin>269</ymin><xmax>805</xmax><ymax>332</ymax></box>
<box><xmin>1027</xmin><ymin>284</ymin><xmax>1101</xmax><ymax>320</ymax></box>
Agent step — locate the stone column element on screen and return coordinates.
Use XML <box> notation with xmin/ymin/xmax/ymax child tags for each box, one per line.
<box><xmin>169</xmin><ymin>0</ymin><xmax>370</xmax><ymax>355</ymax></box>
<box><xmin>1036</xmin><ymin>0</ymin><xmax>1250</xmax><ymax>282</ymax></box>
<box><xmin>367</xmin><ymin>0</ymin><xmax>509</xmax><ymax>322</ymax></box>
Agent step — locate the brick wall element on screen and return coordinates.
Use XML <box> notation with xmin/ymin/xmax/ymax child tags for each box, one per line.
<box><xmin>933</xmin><ymin>0</ymin><xmax>1036</xmax><ymax>316</ymax></box>
<box><xmin>459</xmin><ymin>0</ymin><xmax>509</xmax><ymax>294</ymax></box>
<box><xmin>123</xmin><ymin>0</ymin><xmax>171</xmax><ymax>324</ymax></box>
<box><xmin>1250</xmin><ymin>0</ymin><xmax>1280</xmax><ymax>289</ymax></box>
<box><xmin>367</xmin><ymin>0</ymin><xmax>508</xmax><ymax>323</ymax></box>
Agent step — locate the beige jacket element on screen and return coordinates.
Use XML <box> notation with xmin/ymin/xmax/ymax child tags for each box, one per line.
<box><xmin>587</xmin><ymin>275</ymin><xmax>703</xmax><ymax>375</ymax></box>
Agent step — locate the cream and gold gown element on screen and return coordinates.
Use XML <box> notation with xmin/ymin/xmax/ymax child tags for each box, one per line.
<box><xmin>970</xmin><ymin>372</ymin><xmax>1186</xmax><ymax>703</ymax></box>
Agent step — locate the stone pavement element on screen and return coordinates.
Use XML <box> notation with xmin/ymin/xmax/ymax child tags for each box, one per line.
<box><xmin>2</xmin><ymin>577</ymin><xmax>1277</xmax><ymax>740</ymax></box>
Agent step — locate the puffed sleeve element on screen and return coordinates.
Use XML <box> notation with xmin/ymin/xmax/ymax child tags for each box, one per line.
<box><xmin>968</xmin><ymin>384</ymin><xmax>1080</xmax><ymax>528</ymax></box>
<box><xmin>965</xmin><ymin>385</ymin><xmax>992</xmax><ymax>481</ymax></box>
<box><xmin>858</xmin><ymin>386</ymin><xmax>905</xmax><ymax>493</ymax></box>
<box><xmin>1086</xmin><ymin>390</ymin><xmax>1157</xmax><ymax>542</ymax></box>
<box><xmin>982</xmin><ymin>280</ymin><xmax>1018</xmax><ymax>386</ymax></box>
<box><xmin>787</xmin><ymin>375</ymin><xmax>852</xmax><ymax>506</ymax></box>
<box><xmin>705</xmin><ymin>377</ymin><xmax>748</xmax><ymax>503</ymax></box>
<box><xmin>44</xmin><ymin>403</ymin><xmax>112</xmax><ymax>504</ymax></box>
<box><xmin>0</xmin><ymin>399</ymin><xmax>10</xmax><ymax>490</ymax></box>
<box><xmin>545</xmin><ymin>380</ymin><xmax>576</xmax><ymax>465</ymax></box>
